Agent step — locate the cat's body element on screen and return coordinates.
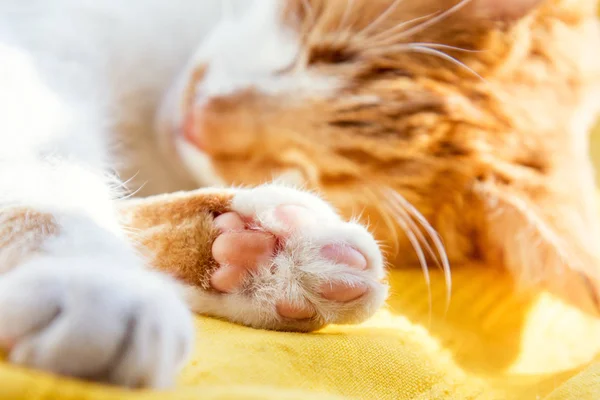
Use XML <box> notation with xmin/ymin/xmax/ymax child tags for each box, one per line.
<box><xmin>1</xmin><ymin>0</ymin><xmax>599</xmax><ymax>391</ymax></box>
<box><xmin>0</xmin><ymin>0</ymin><xmax>388</xmax><ymax>387</ymax></box>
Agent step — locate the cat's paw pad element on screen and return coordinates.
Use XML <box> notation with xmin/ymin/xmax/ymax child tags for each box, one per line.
<box><xmin>209</xmin><ymin>185</ymin><xmax>388</xmax><ymax>332</ymax></box>
<box><xmin>0</xmin><ymin>258</ymin><xmax>194</xmax><ymax>388</ymax></box>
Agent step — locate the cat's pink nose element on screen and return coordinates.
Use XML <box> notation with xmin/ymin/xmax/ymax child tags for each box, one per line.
<box><xmin>181</xmin><ymin>97</ymin><xmax>257</xmax><ymax>156</ymax></box>
<box><xmin>182</xmin><ymin>107</ymin><xmax>208</xmax><ymax>153</ymax></box>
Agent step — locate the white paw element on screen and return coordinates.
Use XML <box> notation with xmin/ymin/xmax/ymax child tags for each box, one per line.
<box><xmin>197</xmin><ymin>184</ymin><xmax>388</xmax><ymax>332</ymax></box>
<box><xmin>0</xmin><ymin>256</ymin><xmax>194</xmax><ymax>388</ymax></box>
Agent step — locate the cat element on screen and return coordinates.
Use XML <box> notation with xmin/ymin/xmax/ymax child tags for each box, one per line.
<box><xmin>169</xmin><ymin>0</ymin><xmax>600</xmax><ymax>312</ymax></box>
<box><xmin>0</xmin><ymin>0</ymin><xmax>387</xmax><ymax>389</ymax></box>
<box><xmin>0</xmin><ymin>0</ymin><xmax>599</xmax><ymax>391</ymax></box>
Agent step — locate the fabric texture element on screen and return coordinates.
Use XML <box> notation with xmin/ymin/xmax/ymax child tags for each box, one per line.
<box><xmin>4</xmin><ymin>122</ymin><xmax>600</xmax><ymax>399</ymax></box>
<box><xmin>1</xmin><ymin>264</ymin><xmax>600</xmax><ymax>400</ymax></box>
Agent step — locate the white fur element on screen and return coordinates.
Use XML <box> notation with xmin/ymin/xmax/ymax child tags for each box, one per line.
<box><xmin>175</xmin><ymin>139</ymin><xmax>226</xmax><ymax>187</ymax></box>
<box><xmin>0</xmin><ymin>0</ymin><xmax>386</xmax><ymax>388</ymax></box>
<box><xmin>0</xmin><ymin>257</ymin><xmax>194</xmax><ymax>388</ymax></box>
<box><xmin>158</xmin><ymin>0</ymin><xmax>340</xmax><ymax>184</ymax></box>
<box><xmin>187</xmin><ymin>0</ymin><xmax>338</xmax><ymax>100</ymax></box>
<box><xmin>0</xmin><ymin>0</ymin><xmax>232</xmax><ymax>388</ymax></box>
<box><xmin>185</xmin><ymin>185</ymin><xmax>388</xmax><ymax>332</ymax></box>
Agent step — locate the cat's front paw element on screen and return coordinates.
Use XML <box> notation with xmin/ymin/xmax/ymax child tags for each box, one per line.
<box><xmin>202</xmin><ymin>184</ymin><xmax>388</xmax><ymax>332</ymax></box>
<box><xmin>0</xmin><ymin>257</ymin><xmax>194</xmax><ymax>388</ymax></box>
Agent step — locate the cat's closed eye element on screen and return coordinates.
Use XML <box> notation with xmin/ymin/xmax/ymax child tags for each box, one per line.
<box><xmin>308</xmin><ymin>45</ymin><xmax>356</xmax><ymax>65</ymax></box>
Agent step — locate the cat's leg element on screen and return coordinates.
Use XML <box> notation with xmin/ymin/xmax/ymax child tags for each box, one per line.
<box><xmin>0</xmin><ymin>43</ymin><xmax>193</xmax><ymax>388</ymax></box>
<box><xmin>476</xmin><ymin>181</ymin><xmax>600</xmax><ymax>314</ymax></box>
<box><xmin>120</xmin><ymin>184</ymin><xmax>389</xmax><ymax>332</ymax></box>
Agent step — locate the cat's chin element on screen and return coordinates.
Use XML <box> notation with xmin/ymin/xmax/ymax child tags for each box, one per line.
<box><xmin>174</xmin><ymin>136</ymin><xmax>226</xmax><ymax>188</ymax></box>
<box><xmin>155</xmin><ymin>74</ymin><xmax>224</xmax><ymax>189</ymax></box>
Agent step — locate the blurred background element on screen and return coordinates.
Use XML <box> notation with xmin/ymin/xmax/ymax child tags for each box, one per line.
<box><xmin>592</xmin><ymin>124</ymin><xmax>600</xmax><ymax>184</ymax></box>
<box><xmin>590</xmin><ymin>6</ymin><xmax>600</xmax><ymax>184</ymax></box>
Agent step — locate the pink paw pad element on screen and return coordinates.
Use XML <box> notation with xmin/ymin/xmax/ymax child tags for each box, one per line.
<box><xmin>210</xmin><ymin>206</ymin><xmax>370</xmax><ymax>320</ymax></box>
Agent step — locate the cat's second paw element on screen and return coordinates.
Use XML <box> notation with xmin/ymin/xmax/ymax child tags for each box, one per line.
<box><xmin>0</xmin><ymin>257</ymin><xmax>194</xmax><ymax>388</ymax></box>
<box><xmin>203</xmin><ymin>185</ymin><xmax>388</xmax><ymax>332</ymax></box>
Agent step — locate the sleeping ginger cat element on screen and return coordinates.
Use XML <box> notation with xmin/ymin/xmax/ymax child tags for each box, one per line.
<box><xmin>1</xmin><ymin>0</ymin><xmax>599</xmax><ymax>390</ymax></box>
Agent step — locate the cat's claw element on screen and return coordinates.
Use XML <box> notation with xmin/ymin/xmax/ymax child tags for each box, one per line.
<box><xmin>208</xmin><ymin>185</ymin><xmax>388</xmax><ymax>332</ymax></box>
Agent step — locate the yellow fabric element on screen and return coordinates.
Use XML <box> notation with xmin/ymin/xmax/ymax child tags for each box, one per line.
<box><xmin>3</xmin><ymin>111</ymin><xmax>600</xmax><ymax>399</ymax></box>
<box><xmin>1</xmin><ymin>265</ymin><xmax>600</xmax><ymax>400</ymax></box>
<box><xmin>5</xmin><ymin>14</ymin><xmax>600</xmax><ymax>400</ymax></box>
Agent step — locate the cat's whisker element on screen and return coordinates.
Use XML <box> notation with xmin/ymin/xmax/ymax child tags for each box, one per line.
<box><xmin>393</xmin><ymin>0</ymin><xmax>473</xmax><ymax>41</ymax></box>
<box><xmin>118</xmin><ymin>182</ymin><xmax>147</xmax><ymax>201</ymax></box>
<box><xmin>113</xmin><ymin>178</ymin><xmax>146</xmax><ymax>202</ymax></box>
<box><xmin>409</xmin><ymin>44</ymin><xmax>484</xmax><ymax>81</ymax></box>
<box><xmin>107</xmin><ymin>171</ymin><xmax>145</xmax><ymax>200</ymax></box>
<box><xmin>371</xmin><ymin>43</ymin><xmax>485</xmax><ymax>82</ymax></box>
<box><xmin>392</xmin><ymin>197</ymin><xmax>443</xmax><ymax>272</ymax></box>
<box><xmin>399</xmin><ymin>42</ymin><xmax>480</xmax><ymax>53</ymax></box>
<box><xmin>337</xmin><ymin>0</ymin><xmax>356</xmax><ymax>32</ymax></box>
<box><xmin>370</xmin><ymin>185</ymin><xmax>442</xmax><ymax>271</ymax></box>
<box><xmin>364</xmin><ymin>185</ymin><xmax>401</xmax><ymax>256</ymax></box>
<box><xmin>118</xmin><ymin>173</ymin><xmax>139</xmax><ymax>189</ymax></box>
<box><xmin>365</xmin><ymin>13</ymin><xmax>437</xmax><ymax>48</ymax></box>
<box><xmin>121</xmin><ymin>225</ymin><xmax>143</xmax><ymax>235</ymax></box>
<box><xmin>388</xmin><ymin>190</ymin><xmax>452</xmax><ymax>314</ymax></box>
<box><xmin>300</xmin><ymin>0</ymin><xmax>317</xmax><ymax>36</ymax></box>
<box><xmin>382</xmin><ymin>194</ymin><xmax>433</xmax><ymax>324</ymax></box>
<box><xmin>356</xmin><ymin>0</ymin><xmax>404</xmax><ymax>39</ymax></box>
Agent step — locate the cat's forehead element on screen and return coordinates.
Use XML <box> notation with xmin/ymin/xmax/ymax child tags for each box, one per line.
<box><xmin>186</xmin><ymin>0</ymin><xmax>340</xmax><ymax>101</ymax></box>
<box><xmin>188</xmin><ymin>0</ymin><xmax>436</xmax><ymax>99</ymax></box>
<box><xmin>196</xmin><ymin>0</ymin><xmax>294</xmax><ymax>75</ymax></box>
<box><xmin>192</xmin><ymin>0</ymin><xmax>441</xmax><ymax>73</ymax></box>
<box><xmin>185</xmin><ymin>0</ymin><xmax>544</xmax><ymax>103</ymax></box>
<box><xmin>194</xmin><ymin>0</ymin><xmax>543</xmax><ymax>69</ymax></box>
<box><xmin>282</xmin><ymin>0</ymin><xmax>545</xmax><ymax>28</ymax></box>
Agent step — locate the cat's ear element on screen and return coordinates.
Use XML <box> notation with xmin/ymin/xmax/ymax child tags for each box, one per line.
<box><xmin>476</xmin><ymin>181</ymin><xmax>600</xmax><ymax>315</ymax></box>
<box><xmin>464</xmin><ymin>0</ymin><xmax>544</xmax><ymax>22</ymax></box>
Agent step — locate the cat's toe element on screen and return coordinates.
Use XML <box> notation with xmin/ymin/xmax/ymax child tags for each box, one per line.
<box><xmin>207</xmin><ymin>185</ymin><xmax>389</xmax><ymax>331</ymax></box>
<box><xmin>210</xmin><ymin>215</ymin><xmax>276</xmax><ymax>293</ymax></box>
<box><xmin>0</xmin><ymin>257</ymin><xmax>194</xmax><ymax>389</ymax></box>
<box><xmin>275</xmin><ymin>242</ymin><xmax>371</xmax><ymax>320</ymax></box>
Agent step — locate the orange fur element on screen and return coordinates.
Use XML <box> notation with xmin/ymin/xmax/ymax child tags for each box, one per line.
<box><xmin>181</xmin><ymin>0</ymin><xmax>600</xmax><ymax>313</ymax></box>
<box><xmin>119</xmin><ymin>189</ymin><xmax>234</xmax><ymax>289</ymax></box>
<box><xmin>0</xmin><ymin>208</ymin><xmax>58</xmax><ymax>273</ymax></box>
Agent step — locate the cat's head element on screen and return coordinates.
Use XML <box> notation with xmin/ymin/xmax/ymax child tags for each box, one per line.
<box><xmin>158</xmin><ymin>0</ymin><xmax>599</xmax><ymax>267</ymax></box>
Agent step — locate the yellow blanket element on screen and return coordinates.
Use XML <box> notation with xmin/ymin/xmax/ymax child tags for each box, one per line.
<box><xmin>1</xmin><ymin>265</ymin><xmax>600</xmax><ymax>400</ymax></box>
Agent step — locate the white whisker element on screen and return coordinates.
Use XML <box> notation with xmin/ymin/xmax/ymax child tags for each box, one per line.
<box><xmin>371</xmin><ymin>43</ymin><xmax>484</xmax><ymax>82</ymax></box>
<box><xmin>366</xmin><ymin>13</ymin><xmax>437</xmax><ymax>47</ymax></box>
<box><xmin>338</xmin><ymin>0</ymin><xmax>356</xmax><ymax>32</ymax></box>
<box><xmin>364</xmin><ymin>185</ymin><xmax>401</xmax><ymax>255</ymax></box>
<box><xmin>382</xmin><ymin>195</ymin><xmax>433</xmax><ymax>323</ymax></box>
<box><xmin>117</xmin><ymin>171</ymin><xmax>140</xmax><ymax>190</ymax></box>
<box><xmin>405</xmin><ymin>42</ymin><xmax>481</xmax><ymax>53</ymax></box>
<box><xmin>300</xmin><ymin>0</ymin><xmax>317</xmax><ymax>31</ymax></box>
<box><xmin>391</xmin><ymin>197</ymin><xmax>443</xmax><ymax>271</ymax></box>
<box><xmin>109</xmin><ymin>170</ymin><xmax>148</xmax><ymax>201</ymax></box>
<box><xmin>357</xmin><ymin>0</ymin><xmax>404</xmax><ymax>38</ymax></box>
<box><xmin>118</xmin><ymin>181</ymin><xmax>147</xmax><ymax>201</ymax></box>
<box><xmin>389</xmin><ymin>190</ymin><xmax>452</xmax><ymax>313</ymax></box>
<box><xmin>409</xmin><ymin>44</ymin><xmax>484</xmax><ymax>81</ymax></box>
<box><xmin>394</xmin><ymin>0</ymin><xmax>473</xmax><ymax>40</ymax></box>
